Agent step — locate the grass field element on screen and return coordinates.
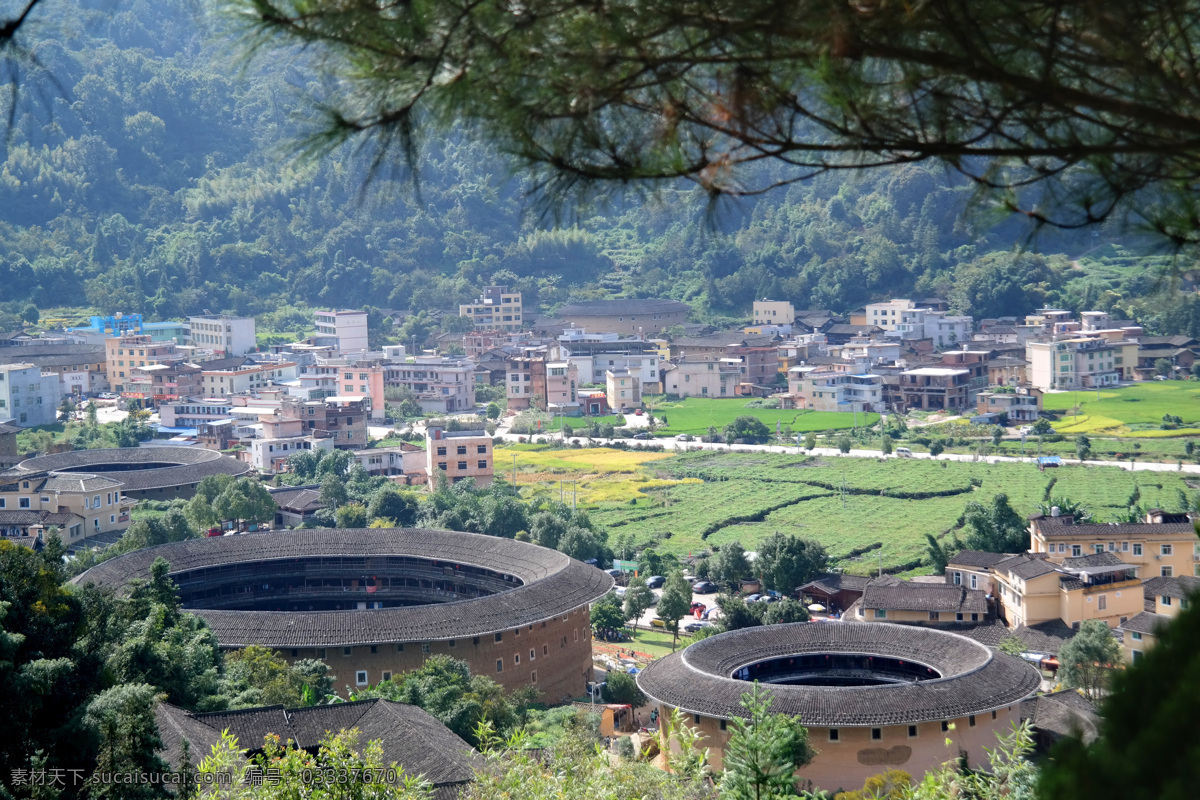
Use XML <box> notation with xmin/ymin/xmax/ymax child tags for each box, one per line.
<box><xmin>1043</xmin><ymin>381</ymin><xmax>1200</xmax><ymax>433</ymax></box>
<box><xmin>498</xmin><ymin>444</ymin><xmax>699</xmax><ymax>505</ymax></box>
<box><xmin>579</xmin><ymin>397</ymin><xmax>877</xmax><ymax>436</ymax></box>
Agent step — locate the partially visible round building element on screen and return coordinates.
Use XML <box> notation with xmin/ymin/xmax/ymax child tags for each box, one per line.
<box><xmin>74</xmin><ymin>527</ymin><xmax>613</xmax><ymax>701</ymax></box>
<box><xmin>5</xmin><ymin>446</ymin><xmax>251</xmax><ymax>500</ymax></box>
<box><xmin>637</xmin><ymin>622</ymin><xmax>1040</xmax><ymax>790</ymax></box>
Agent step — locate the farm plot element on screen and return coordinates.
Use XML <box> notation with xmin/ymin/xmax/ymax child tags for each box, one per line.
<box><xmin>584</xmin><ymin>398</ymin><xmax>877</xmax><ymax>436</ymax></box>
<box><xmin>1043</xmin><ymin>381</ymin><xmax>1200</xmax><ymax>432</ymax></box>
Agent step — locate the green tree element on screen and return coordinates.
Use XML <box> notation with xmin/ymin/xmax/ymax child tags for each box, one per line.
<box><xmin>485</xmin><ymin>402</ymin><xmax>501</xmax><ymax>419</ymax></box>
<box><xmin>723</xmin><ymin>416</ymin><xmax>772</xmax><ymax>445</ymax></box>
<box><xmin>1154</xmin><ymin>357</ymin><xmax>1173</xmax><ymax>378</ymax></box>
<box><xmin>714</xmin><ymin>595</ymin><xmax>765</xmax><ymax>632</ymax></box>
<box><xmin>711</xmin><ymin>542</ymin><xmax>752</xmax><ymax>592</ymax></box>
<box><xmin>992</xmin><ymin>426</ymin><xmax>1006</xmax><ymax>446</ymax></box>
<box><xmin>1057</xmin><ymin>619</ymin><xmax>1122</xmax><ymax>701</ymax></box>
<box><xmin>721</xmin><ymin>682</ymin><xmax>815</xmax><ymax>800</ymax></box>
<box><xmin>1038</xmin><ymin>598</ymin><xmax>1200</xmax><ymax>800</ymax></box>
<box><xmin>590</xmin><ymin>592</ymin><xmax>626</xmax><ymax>632</ymax></box>
<box><xmin>366</xmin><ymin>485</ymin><xmax>419</xmax><ymax>527</ymax></box>
<box><xmin>237</xmin><ymin>0</ymin><xmax>1200</xmax><ymax>246</ymax></box>
<box><xmin>962</xmin><ymin>494</ymin><xmax>1028</xmax><ymax>553</ymax></box>
<box><xmin>755</xmin><ymin>532</ymin><xmax>828</xmax><ymax>595</ymax></box>
<box><xmin>1076</xmin><ymin>434</ymin><xmax>1092</xmax><ymax>461</ymax></box>
<box><xmin>217</xmin><ymin>645</ymin><xmax>332</xmax><ymax>709</ymax></box>
<box><xmin>929</xmin><ymin>440</ymin><xmax>946</xmax><ymax>457</ymax></box>
<box><xmin>761</xmin><ymin>598</ymin><xmax>810</xmax><ymax>626</ymax></box>
<box><xmin>998</xmin><ymin>634</ymin><xmax>1026</xmax><ymax>657</ymax></box>
<box><xmin>84</xmin><ymin>684</ymin><xmax>170</xmax><ymax>799</ymax></box>
<box><xmin>657</xmin><ymin>571</ymin><xmax>693</xmax><ymax>651</ymax></box>
<box><xmin>836</xmin><ymin>434</ymin><xmax>853</xmax><ymax>454</ymax></box>
<box><xmin>334</xmin><ymin>501</ymin><xmax>368</xmax><ymax>528</ymax></box>
<box><xmin>601</xmin><ymin>671</ymin><xmax>645</xmax><ymax>707</ymax></box>
<box><xmin>803</xmin><ymin>431</ymin><xmax>816</xmax><ymax>450</ymax></box>
<box><xmin>924</xmin><ymin>534</ymin><xmax>957</xmax><ymax>573</ymax></box>
<box><xmin>212</xmin><ymin>478</ymin><xmax>276</xmax><ymax>530</ymax></box>
<box><xmin>1032</xmin><ymin>418</ymin><xmax>1054</xmax><ymax>435</ymax></box>
<box><xmin>319</xmin><ymin>474</ymin><xmax>348</xmax><ymax>510</ymax></box>
<box><xmin>622</xmin><ymin>575</ymin><xmax>654</xmax><ymax>637</ymax></box>
<box><xmin>880</xmin><ymin>435</ymin><xmax>893</xmax><ymax>456</ymax></box>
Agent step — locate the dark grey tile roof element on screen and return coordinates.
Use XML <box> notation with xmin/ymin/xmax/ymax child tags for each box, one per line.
<box><xmin>799</xmin><ymin>573</ymin><xmax>872</xmax><ymax>594</ymax></box>
<box><xmin>953</xmin><ymin>619</ymin><xmax>1077</xmax><ymax>655</ymax></box>
<box><xmin>0</xmin><ymin>343</ymin><xmax>106</xmax><ymax>367</ymax></box>
<box><xmin>1119</xmin><ymin>611</ymin><xmax>1169</xmax><ymax>636</ymax></box>
<box><xmin>558</xmin><ymin>299</ymin><xmax>690</xmax><ymax>316</ymax></box>
<box><xmin>3</xmin><ymin>446</ymin><xmax>251</xmax><ymax>492</ymax></box>
<box><xmin>0</xmin><ymin>421</ymin><xmax>20</xmax><ymax>435</ymax></box>
<box><xmin>1061</xmin><ymin>552</ymin><xmax>1131</xmax><ymax>570</ymax></box>
<box><xmin>38</xmin><ymin>474</ymin><xmax>124</xmax><ymax>493</ymax></box>
<box><xmin>863</xmin><ymin>579</ymin><xmax>988</xmax><ymax>614</ymax></box>
<box><xmin>1058</xmin><ymin>576</ymin><xmax>1085</xmax><ymax>591</ymax></box>
<box><xmin>1020</xmin><ymin>690</ymin><xmax>1099</xmax><ymax>744</ymax></box>
<box><xmin>198</xmin><ymin>356</ymin><xmax>255</xmax><ymax>372</ymax></box>
<box><xmin>269</xmin><ymin>486</ymin><xmax>324</xmax><ymax>512</ymax></box>
<box><xmin>1033</xmin><ymin>516</ymin><xmax>1196</xmax><ymax>538</ymax></box>
<box><xmin>74</xmin><ymin>528</ymin><xmax>613</xmax><ymax>647</ymax></box>
<box><xmin>826</xmin><ymin>324</ymin><xmax>883</xmax><ymax>335</ymax></box>
<box><xmin>0</xmin><ymin>510</ymin><xmax>84</xmax><ymax>526</ymax></box>
<box><xmin>637</xmin><ymin>622</ymin><xmax>1039</xmax><ymax>726</ymax></box>
<box><xmin>1142</xmin><ymin>575</ymin><xmax>1200</xmax><ymax>600</ymax></box>
<box><xmin>156</xmin><ymin>700</ymin><xmax>483</xmax><ymax>787</ymax></box>
<box><xmin>947</xmin><ymin>550</ymin><xmax>1012</xmax><ymax>569</ymax></box>
<box><xmin>995</xmin><ymin>554</ymin><xmax>1059</xmax><ymax>580</ymax></box>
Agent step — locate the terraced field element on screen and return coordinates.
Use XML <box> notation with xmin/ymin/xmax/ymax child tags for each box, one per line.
<box><xmin>1043</xmin><ymin>381</ymin><xmax>1200</xmax><ymax>434</ymax></box>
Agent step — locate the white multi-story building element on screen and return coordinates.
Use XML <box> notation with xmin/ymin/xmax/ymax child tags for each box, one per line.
<box><xmin>865</xmin><ymin>299</ymin><xmax>916</xmax><ymax>331</ymax></box>
<box><xmin>866</xmin><ymin>300</ymin><xmax>971</xmax><ymax>346</ymax></box>
<box><xmin>1026</xmin><ymin>338</ymin><xmax>1120</xmax><ymax>390</ymax></box>
<box><xmin>0</xmin><ymin>364</ymin><xmax>60</xmax><ymax>427</ymax></box>
<box><xmin>188</xmin><ymin>315</ymin><xmax>257</xmax><ymax>355</ymax></box>
<box><xmin>200</xmin><ymin>358</ymin><xmax>298</xmax><ymax>397</ymax></box>
<box><xmin>662</xmin><ymin>358</ymin><xmax>741</xmax><ymax>398</ymax></box>
<box><xmin>315</xmin><ymin>310</ymin><xmax>369</xmax><ymax>354</ymax></box>
<box><xmin>251</xmin><ymin>436</ymin><xmax>333</xmax><ymax>474</ymax></box>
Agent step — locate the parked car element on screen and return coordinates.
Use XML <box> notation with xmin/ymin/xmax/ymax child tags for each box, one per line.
<box><xmin>604</xmin><ymin>568</ymin><xmax>623</xmax><ymax>579</ymax></box>
<box><xmin>651</xmin><ymin>617</ymin><xmax>667</xmax><ymax>629</ymax></box>
<box><xmin>745</xmin><ymin>593</ymin><xmax>763</xmax><ymax>603</ymax></box>
<box><xmin>634</xmin><ymin>408</ymin><xmax>644</xmax><ymax>416</ymax></box>
<box><xmin>692</xmin><ymin>581</ymin><xmax>718</xmax><ymax>594</ymax></box>
<box><xmin>675</xmin><ymin>433</ymin><xmax>694</xmax><ymax>441</ymax></box>
<box><xmin>614</xmin><ymin>586</ymin><xmax>627</xmax><ymax>599</ymax></box>
<box><xmin>690</xmin><ymin>601</ymin><xmax>707</xmax><ymax>613</ymax></box>
<box><xmin>646</xmin><ymin>575</ymin><xmax>665</xmax><ymax>589</ymax></box>
<box><xmin>633</xmin><ymin>432</ymin><xmax>652</xmax><ymax>440</ymax></box>
<box><xmin>894</xmin><ymin>447</ymin><xmax>914</xmax><ymax>457</ymax></box>
<box><xmin>684</xmin><ymin>621</ymin><xmax>713</xmax><ymax>633</ymax></box>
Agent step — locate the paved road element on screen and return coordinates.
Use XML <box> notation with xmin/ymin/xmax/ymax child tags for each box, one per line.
<box><xmin>498</xmin><ymin>432</ymin><xmax>1200</xmax><ymax>474</ymax></box>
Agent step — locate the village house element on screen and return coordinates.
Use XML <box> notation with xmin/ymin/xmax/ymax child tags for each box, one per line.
<box><xmin>459</xmin><ymin>285</ymin><xmax>524</xmax><ymax>331</ymax></box>
<box><xmin>426</xmin><ymin>425</ymin><xmax>493</xmax><ymax>487</ymax></box>
<box><xmin>0</xmin><ymin>363</ymin><xmax>59</xmax><ymax>427</ymax></box>
<box><xmin>1119</xmin><ymin>575</ymin><xmax>1200</xmax><ymax>663</ymax></box>
<box><xmin>1028</xmin><ymin>509</ymin><xmax>1199</xmax><ymax>579</ymax></box>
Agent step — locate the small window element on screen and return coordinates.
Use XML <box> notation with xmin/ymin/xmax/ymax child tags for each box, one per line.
<box><xmin>496</xmin><ymin>632</ymin><xmax>503</xmax><ymax>642</ymax></box>
<box><xmin>530</xmin><ymin>649</ymin><xmax>536</xmax><ymax>661</ymax></box>
<box><xmin>496</xmin><ymin>659</ymin><xmax>503</xmax><ymax>673</ymax></box>
<box><xmin>448</xmin><ymin>639</ymin><xmax>456</xmax><ymax>647</ymax></box>
<box><xmin>992</xmin><ymin>711</ymin><xmax>997</xmax><ymax>720</ymax></box>
<box><xmin>543</xmin><ymin>644</ymin><xmax>549</xmax><ymax>656</ymax></box>
<box><xmin>719</xmin><ymin>719</ymin><xmax>727</xmax><ymax>731</ymax></box>
<box><xmin>908</xmin><ymin>725</ymin><xmax>918</xmax><ymax>738</ymax></box>
<box><xmin>874</xmin><ymin>609</ymin><xmax>887</xmax><ymax>619</ymax></box>
<box><xmin>1132</xmin><ymin>631</ymin><xmax>1143</xmax><ymax>641</ymax></box>
<box><xmin>370</xmin><ymin>645</ymin><xmax>378</xmax><ymax>654</ymax></box>
<box><xmin>382</xmin><ymin>671</ymin><xmax>392</xmax><ymax>682</ymax></box>
<box><xmin>1133</xmin><ymin>543</ymin><xmax>1143</xmax><ymax>556</ymax></box>
<box><xmin>871</xmin><ymin>728</ymin><xmax>882</xmax><ymax>741</ymax></box>
<box><xmin>1162</xmin><ymin>544</ymin><xmax>1174</xmax><ymax>556</ymax></box>
<box><xmin>422</xmin><ymin>643</ymin><xmax>431</xmax><ymax>654</ymax></box>
<box><xmin>1162</xmin><ymin>595</ymin><xmax>1173</xmax><ymax>606</ymax></box>
<box><xmin>969</xmin><ymin>715</ymin><xmax>976</xmax><ymax>727</ymax></box>
<box><xmin>342</xmin><ymin>647</ymin><xmax>352</xmax><ymax>657</ymax></box>
<box><xmin>955</xmin><ymin>612</ymin><xmax>964</xmax><ymax>622</ymax></box>
<box><xmin>941</xmin><ymin>721</ymin><xmax>949</xmax><ymax>732</ymax></box>
<box><xmin>317</xmin><ymin>648</ymin><xmax>327</xmax><ymax>659</ymax></box>
<box><xmin>1162</xmin><ymin>566</ymin><xmax>1174</xmax><ymax>577</ymax></box>
<box><xmin>929</xmin><ymin>611</ymin><xmax>940</xmax><ymax>621</ymax></box>
<box><xmin>355</xmin><ymin>671</ymin><xmax>368</xmax><ymax>686</ymax></box>
<box><xmin>693</xmin><ymin>714</ymin><xmax>700</xmax><ymax>725</ymax></box>
<box><xmin>531</xmin><ymin>670</ymin><xmax>537</xmax><ymax>683</ymax></box>
<box><xmin>396</xmin><ymin>643</ymin><xmax>405</xmax><ymax>652</ymax></box>
<box><xmin>828</xmin><ymin>729</ymin><xmax>840</xmax><ymax>742</ymax></box>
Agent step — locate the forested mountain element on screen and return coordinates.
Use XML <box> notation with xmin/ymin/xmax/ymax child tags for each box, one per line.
<box><xmin>2</xmin><ymin>0</ymin><xmax>1197</xmax><ymax>335</ymax></box>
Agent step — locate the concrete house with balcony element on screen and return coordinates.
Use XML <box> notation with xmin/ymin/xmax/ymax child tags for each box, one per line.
<box><xmin>426</xmin><ymin>426</ymin><xmax>492</xmax><ymax>487</ymax></box>
<box><xmin>279</xmin><ymin>395</ymin><xmax>368</xmax><ymax>450</ymax></box>
<box><xmin>976</xmin><ymin>387</ymin><xmax>1042</xmax><ymax>424</ymax></box>
<box><xmin>1028</xmin><ymin>509</ymin><xmax>1199</xmax><ymax>579</ymax></box>
<box><xmin>791</xmin><ymin>370</ymin><xmax>884</xmax><ymax>413</ymax></box>
<box><xmin>314</xmin><ymin>310</ymin><xmax>369</xmax><ymax>354</ymax></box>
<box><xmin>0</xmin><ymin>472</ymin><xmax>132</xmax><ymax>544</ymax></box>
<box><xmin>752</xmin><ymin>300</ymin><xmax>795</xmax><ymax>326</ymax></box>
<box><xmin>662</xmin><ymin>358</ymin><xmax>741</xmax><ymax>399</ymax></box>
<box><xmin>0</xmin><ymin>343</ymin><xmax>108</xmax><ymax>397</ymax></box>
<box><xmin>991</xmin><ymin>552</ymin><xmax>1143</xmax><ymax>630</ymax></box>
<box><xmin>1026</xmin><ymin>338</ymin><xmax>1120</xmax><ymax>390</ymax></box>
<box><xmin>897</xmin><ymin>366</ymin><xmax>972</xmax><ymax>411</ymax></box>
<box><xmin>383</xmin><ymin>356</ymin><xmax>474</xmax><ymax>414</ymax></box>
<box><xmin>605</xmin><ymin>368</ymin><xmax>642</xmax><ymax>410</ymax></box>
<box><xmin>1119</xmin><ymin>575</ymin><xmax>1199</xmax><ymax>663</ymax></box>
<box><xmin>459</xmin><ymin>285</ymin><xmax>523</xmax><ymax>331</ymax></box>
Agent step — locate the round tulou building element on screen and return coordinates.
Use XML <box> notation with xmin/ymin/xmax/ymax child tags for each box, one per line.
<box><xmin>6</xmin><ymin>445</ymin><xmax>252</xmax><ymax>500</ymax></box>
<box><xmin>74</xmin><ymin>527</ymin><xmax>613</xmax><ymax>701</ymax></box>
<box><xmin>637</xmin><ymin>622</ymin><xmax>1041</xmax><ymax>790</ymax></box>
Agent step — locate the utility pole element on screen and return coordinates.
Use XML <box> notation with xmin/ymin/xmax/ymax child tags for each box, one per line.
<box><xmin>512</xmin><ymin>453</ymin><xmax>517</xmax><ymax>488</ymax></box>
<box><xmin>572</xmin><ymin>479</ymin><xmax>577</xmax><ymax>511</ymax></box>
